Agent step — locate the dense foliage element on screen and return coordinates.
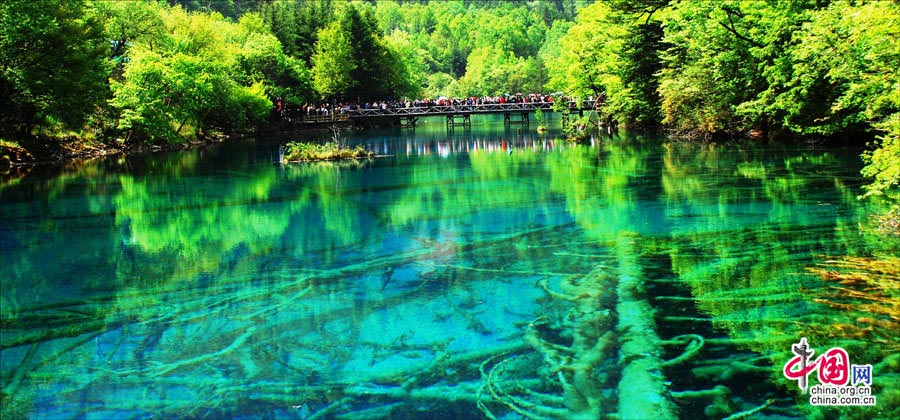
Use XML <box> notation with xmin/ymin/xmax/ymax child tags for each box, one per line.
<box><xmin>548</xmin><ymin>0</ymin><xmax>899</xmax><ymax>200</ymax></box>
<box><xmin>0</xmin><ymin>0</ymin><xmax>896</xmax><ymax>202</ymax></box>
<box><xmin>107</xmin><ymin>7</ymin><xmax>286</xmax><ymax>141</ymax></box>
<box><xmin>0</xmin><ymin>0</ymin><xmax>110</xmax><ymax>137</ymax></box>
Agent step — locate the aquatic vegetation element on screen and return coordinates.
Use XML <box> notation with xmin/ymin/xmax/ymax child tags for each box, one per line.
<box><xmin>664</xmin><ymin>231</ymin><xmax>899</xmax><ymax>418</ymax></box>
<box><xmin>282</xmin><ymin>141</ymin><xmax>373</xmax><ymax>162</ymax></box>
<box><xmin>792</xmin><ymin>256</ymin><xmax>900</xmax><ymax>418</ymax></box>
<box><xmin>3</xmin><ymin>130</ymin><xmax>896</xmax><ymax>418</ymax></box>
<box><xmin>534</xmin><ymin>108</ymin><xmax>548</xmax><ymax>133</ymax></box>
<box><xmin>803</xmin><ymin>256</ymin><xmax>899</xmax><ymax>348</ymax></box>
<box><xmin>562</xmin><ymin>112</ymin><xmax>595</xmax><ymax>142</ymax></box>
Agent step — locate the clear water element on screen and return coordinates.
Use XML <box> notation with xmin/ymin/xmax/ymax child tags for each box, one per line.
<box><xmin>2</xmin><ymin>115</ymin><xmax>898</xmax><ymax>419</ymax></box>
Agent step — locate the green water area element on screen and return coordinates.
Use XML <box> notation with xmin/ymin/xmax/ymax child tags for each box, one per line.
<box><xmin>2</xmin><ymin>116</ymin><xmax>897</xmax><ymax>419</ymax></box>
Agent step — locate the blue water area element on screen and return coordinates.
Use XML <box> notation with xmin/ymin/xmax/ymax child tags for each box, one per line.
<box><xmin>1</xmin><ymin>115</ymin><xmax>897</xmax><ymax>419</ymax></box>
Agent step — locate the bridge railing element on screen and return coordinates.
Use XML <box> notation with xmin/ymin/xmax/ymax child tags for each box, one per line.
<box><xmin>349</xmin><ymin>100</ymin><xmax>597</xmax><ymax>118</ymax></box>
<box><xmin>281</xmin><ymin>100</ymin><xmax>598</xmax><ymax>122</ymax></box>
<box><xmin>286</xmin><ymin>113</ymin><xmax>350</xmax><ymax>124</ymax></box>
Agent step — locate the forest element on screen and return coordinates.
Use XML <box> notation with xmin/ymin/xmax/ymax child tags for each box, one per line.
<box><xmin>0</xmin><ymin>0</ymin><xmax>897</xmax><ymax>208</ymax></box>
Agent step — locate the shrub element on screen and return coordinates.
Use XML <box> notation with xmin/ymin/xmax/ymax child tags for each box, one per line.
<box><xmin>282</xmin><ymin>141</ymin><xmax>373</xmax><ymax>162</ymax></box>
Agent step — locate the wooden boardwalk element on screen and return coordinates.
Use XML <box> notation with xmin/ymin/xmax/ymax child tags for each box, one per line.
<box><xmin>283</xmin><ymin>100</ymin><xmax>597</xmax><ymax>127</ymax></box>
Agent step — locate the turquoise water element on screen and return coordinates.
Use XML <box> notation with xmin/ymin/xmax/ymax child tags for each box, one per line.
<box><xmin>2</xmin><ymin>115</ymin><xmax>898</xmax><ymax>419</ymax></box>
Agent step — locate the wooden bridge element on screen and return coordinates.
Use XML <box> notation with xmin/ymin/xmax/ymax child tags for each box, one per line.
<box><xmin>281</xmin><ymin>100</ymin><xmax>598</xmax><ymax>128</ymax></box>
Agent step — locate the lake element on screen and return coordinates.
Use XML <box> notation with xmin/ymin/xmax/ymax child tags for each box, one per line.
<box><xmin>1</xmin><ymin>115</ymin><xmax>897</xmax><ymax>419</ymax></box>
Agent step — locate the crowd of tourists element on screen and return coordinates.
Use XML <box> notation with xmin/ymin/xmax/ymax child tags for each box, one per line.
<box><xmin>292</xmin><ymin>93</ymin><xmax>567</xmax><ymax>117</ymax></box>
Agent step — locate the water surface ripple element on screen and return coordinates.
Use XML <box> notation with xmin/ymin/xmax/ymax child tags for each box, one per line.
<box><xmin>2</xmin><ymin>116</ymin><xmax>897</xmax><ymax>419</ymax></box>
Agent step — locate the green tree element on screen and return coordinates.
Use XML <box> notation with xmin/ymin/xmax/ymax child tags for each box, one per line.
<box><xmin>231</xmin><ymin>13</ymin><xmax>315</xmax><ymax>105</ymax></box>
<box><xmin>862</xmin><ymin>115</ymin><xmax>900</xmax><ymax>200</ymax></box>
<box><xmin>617</xmin><ymin>22</ymin><xmax>664</xmax><ymax>127</ymax></box>
<box><xmin>259</xmin><ymin>0</ymin><xmax>334</xmax><ymax>62</ymax></box>
<box><xmin>537</xmin><ymin>19</ymin><xmax>573</xmax><ymax>87</ymax></box>
<box><xmin>657</xmin><ymin>1</ymin><xmax>764</xmax><ymax>135</ymax></box>
<box><xmin>167</xmin><ymin>0</ymin><xmax>259</xmax><ymax>21</ymax></box>
<box><xmin>452</xmin><ymin>4</ymin><xmax>548</xmax><ymax>96</ymax></box>
<box><xmin>0</xmin><ymin>0</ymin><xmax>111</xmax><ymax>137</ymax></box>
<box><xmin>109</xmin><ymin>6</ymin><xmax>272</xmax><ymax>143</ymax></box>
<box><xmin>311</xmin><ymin>21</ymin><xmax>356</xmax><ymax>100</ymax></box>
<box><xmin>423</xmin><ymin>72</ymin><xmax>457</xmax><ymax>98</ymax></box>
<box><xmin>809</xmin><ymin>2</ymin><xmax>900</xmax><ymax>199</ymax></box>
<box><xmin>112</xmin><ymin>51</ymin><xmax>227</xmax><ymax>141</ymax></box>
<box><xmin>381</xmin><ymin>30</ymin><xmax>427</xmax><ymax>99</ymax></box>
<box><xmin>340</xmin><ymin>3</ymin><xmax>392</xmax><ymax>101</ymax></box>
<box><xmin>457</xmin><ymin>46</ymin><xmax>511</xmax><ymax>96</ymax></box>
<box><xmin>92</xmin><ymin>0</ymin><xmax>165</xmax><ymax>67</ymax></box>
<box><xmin>424</xmin><ymin>2</ymin><xmax>472</xmax><ymax>78</ymax></box>
<box><xmin>727</xmin><ymin>1</ymin><xmax>827</xmax><ymax>137</ymax></box>
<box><xmin>547</xmin><ymin>2</ymin><xmax>626</xmax><ymax>108</ymax></box>
<box><xmin>544</xmin><ymin>1</ymin><xmax>668</xmax><ymax>127</ymax></box>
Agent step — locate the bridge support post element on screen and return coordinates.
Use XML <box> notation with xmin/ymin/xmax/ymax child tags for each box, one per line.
<box><xmin>446</xmin><ymin>114</ymin><xmax>471</xmax><ymax>128</ymax></box>
<box><xmin>503</xmin><ymin>112</ymin><xmax>530</xmax><ymax>127</ymax></box>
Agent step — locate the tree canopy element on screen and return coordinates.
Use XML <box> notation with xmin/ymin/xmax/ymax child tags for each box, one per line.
<box><xmin>546</xmin><ymin>0</ymin><xmax>898</xmax><ymax>199</ymax></box>
<box><xmin>0</xmin><ymin>0</ymin><xmax>110</xmax><ymax>137</ymax></box>
<box><xmin>107</xmin><ymin>5</ymin><xmax>290</xmax><ymax>142</ymax></box>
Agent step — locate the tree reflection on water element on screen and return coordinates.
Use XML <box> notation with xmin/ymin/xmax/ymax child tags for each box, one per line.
<box><xmin>1</xmin><ymin>129</ymin><xmax>897</xmax><ymax>419</ymax></box>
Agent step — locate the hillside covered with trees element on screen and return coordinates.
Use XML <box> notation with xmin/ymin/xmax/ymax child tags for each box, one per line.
<box><xmin>1</xmin><ymin>0</ymin><xmax>897</xmax><ymax>207</ymax></box>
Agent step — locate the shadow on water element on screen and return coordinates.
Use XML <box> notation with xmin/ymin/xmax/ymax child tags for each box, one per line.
<box><xmin>1</xmin><ymin>116</ymin><xmax>897</xmax><ymax>418</ymax></box>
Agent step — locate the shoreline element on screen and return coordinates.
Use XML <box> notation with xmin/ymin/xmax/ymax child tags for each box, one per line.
<box><xmin>0</xmin><ymin>123</ymin><xmax>872</xmax><ymax>171</ymax></box>
<box><xmin>1</xmin><ymin>135</ymin><xmax>231</xmax><ymax>169</ymax></box>
<box><xmin>0</xmin><ymin>124</ymin><xmax>342</xmax><ymax>170</ymax></box>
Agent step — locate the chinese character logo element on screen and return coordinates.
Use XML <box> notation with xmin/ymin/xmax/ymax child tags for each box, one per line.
<box><xmin>784</xmin><ymin>338</ymin><xmax>877</xmax><ymax>406</ymax></box>
<box><xmin>852</xmin><ymin>364</ymin><xmax>872</xmax><ymax>386</ymax></box>
<box><xmin>783</xmin><ymin>338</ymin><xmax>850</xmax><ymax>393</ymax></box>
<box><xmin>784</xmin><ymin>337</ymin><xmax>815</xmax><ymax>393</ymax></box>
<box><xmin>818</xmin><ymin>348</ymin><xmax>849</xmax><ymax>386</ymax></box>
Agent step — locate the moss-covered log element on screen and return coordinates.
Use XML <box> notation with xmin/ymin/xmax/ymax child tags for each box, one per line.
<box><xmin>615</xmin><ymin>233</ymin><xmax>678</xmax><ymax>419</ymax></box>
